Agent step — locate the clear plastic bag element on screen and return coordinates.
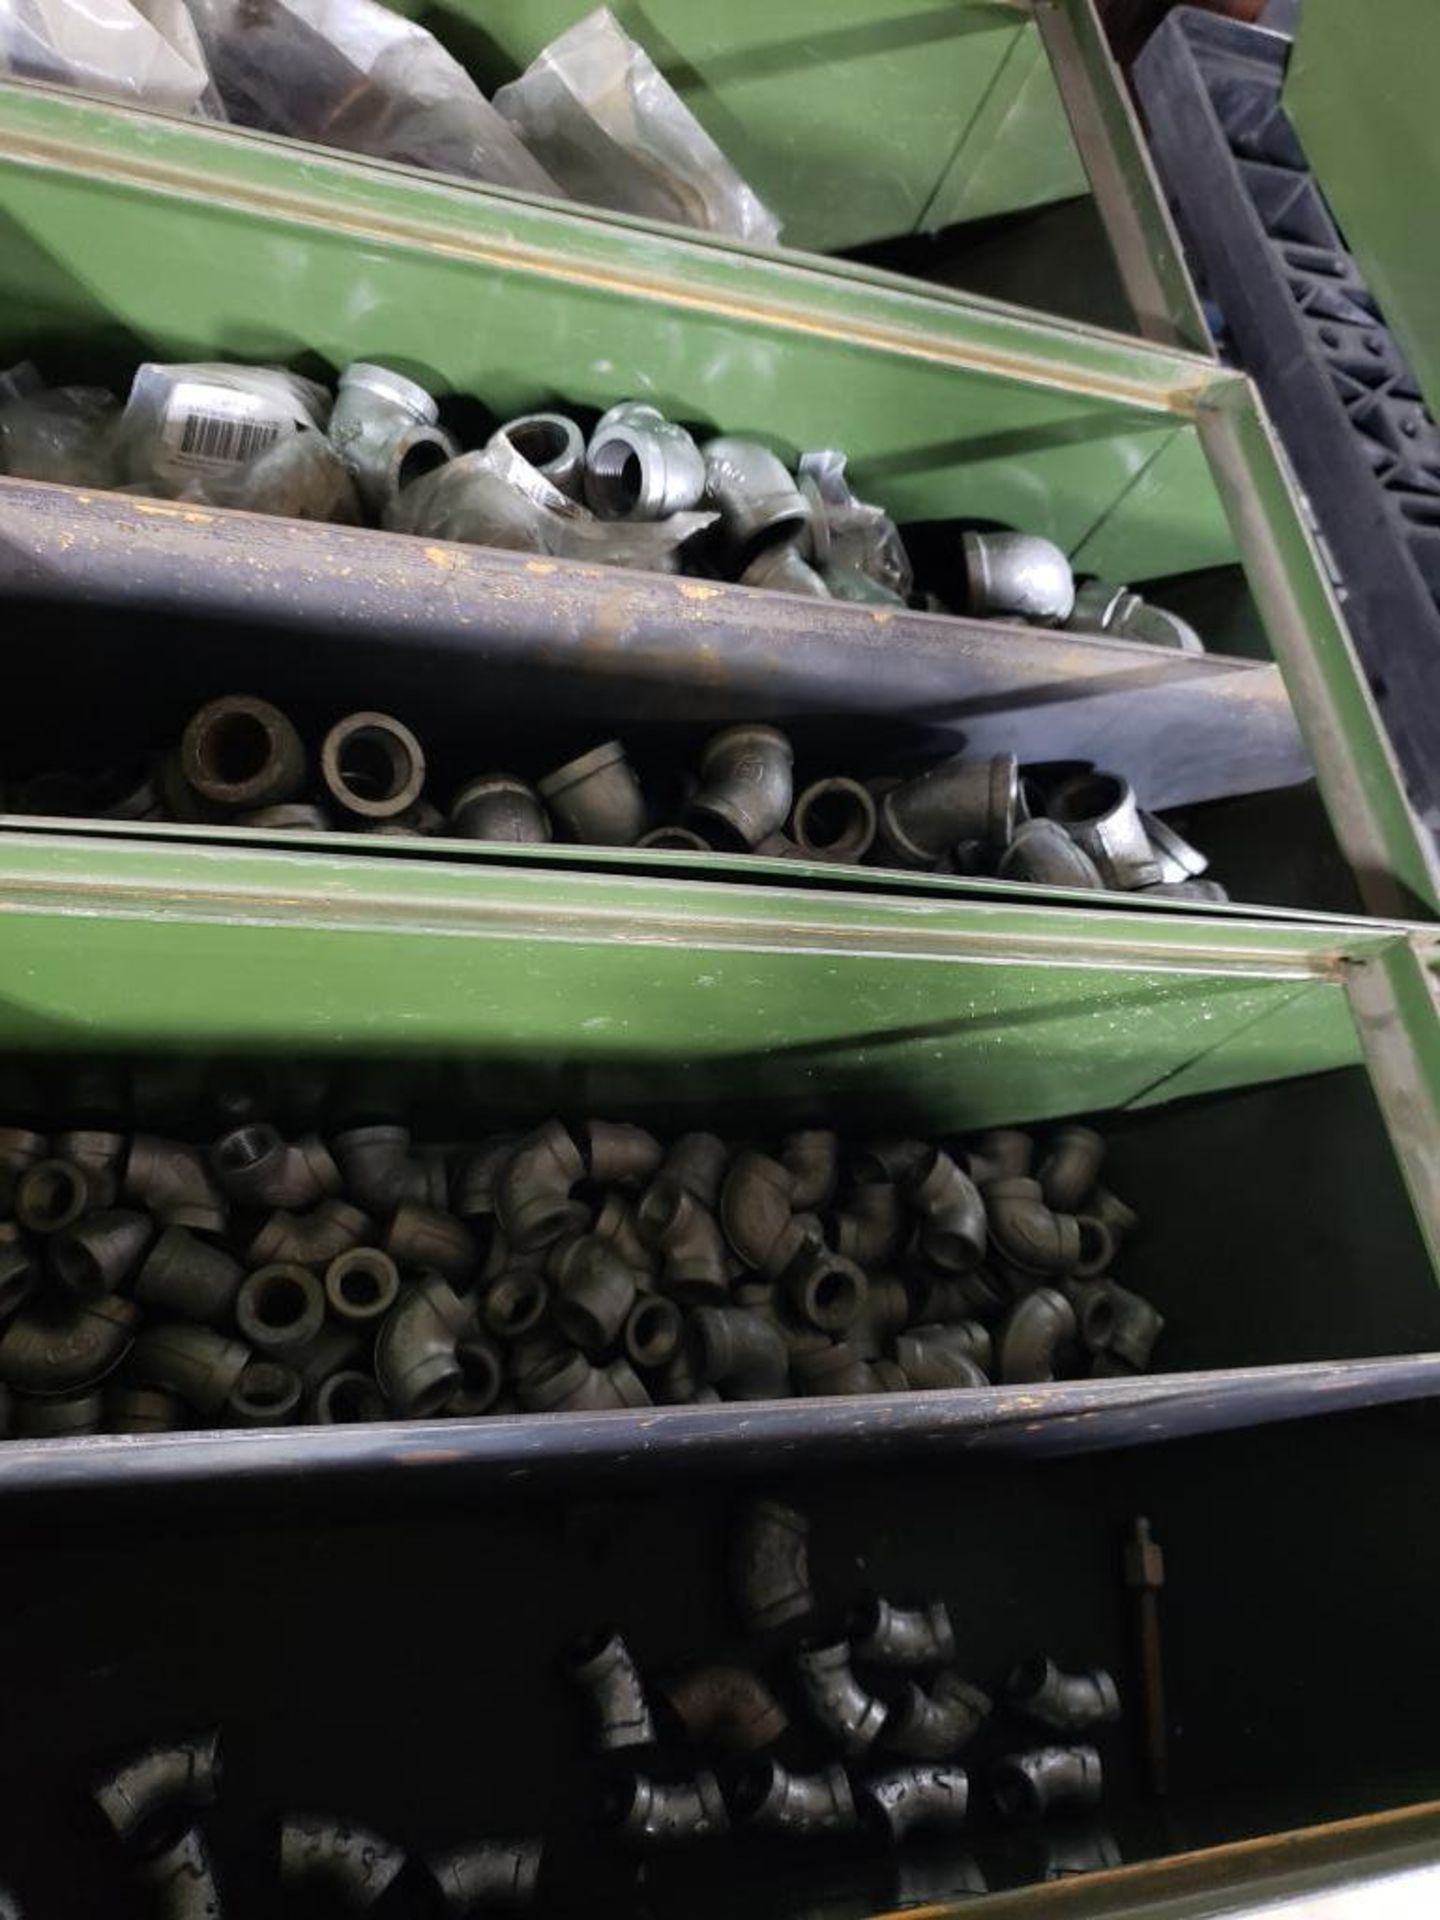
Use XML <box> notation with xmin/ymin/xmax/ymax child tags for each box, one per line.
<box><xmin>116</xmin><ymin>362</ymin><xmax>330</xmax><ymax>496</ymax></box>
<box><xmin>0</xmin><ymin>0</ymin><xmax>220</xmax><ymax>116</ymax></box>
<box><xmin>799</xmin><ymin>449</ymin><xmax>912</xmax><ymax>602</ymax></box>
<box><xmin>493</xmin><ymin>7</ymin><xmax>779</xmax><ymax>244</ymax></box>
<box><xmin>185</xmin><ymin>0</ymin><xmax>561</xmax><ymax>195</ymax></box>
<box><xmin>178</xmin><ymin>426</ymin><xmax>361</xmax><ymax>522</ymax></box>
<box><xmin>0</xmin><ymin>385</ymin><xmax>122</xmax><ymax>486</ymax></box>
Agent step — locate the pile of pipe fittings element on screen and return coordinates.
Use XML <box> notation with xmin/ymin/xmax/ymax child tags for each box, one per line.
<box><xmin>11</xmin><ymin>692</ymin><xmax>1223</xmax><ymax>901</ymax></box>
<box><xmin>0</xmin><ymin>1115</ymin><xmax>1162</xmax><ymax>1439</ymax></box>
<box><xmin>89</xmin><ymin>1728</ymin><xmax>541</xmax><ymax>1916</ymax></box>
<box><xmin>577</xmin><ymin>1497</ymin><xmax>1121</xmax><ymax>1879</ymax></box>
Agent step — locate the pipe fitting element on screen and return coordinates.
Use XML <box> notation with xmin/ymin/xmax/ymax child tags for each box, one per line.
<box><xmin>130</xmin><ymin>1322</ymin><xmax>250</xmax><ymax>1416</ymax></box>
<box><xmin>550</xmin><ymin>1235</ymin><xmax>638</xmax><ymax>1353</ymax></box>
<box><xmin>0</xmin><ymin>1246</ymin><xmax>33</xmax><ymax>1331</ymax></box>
<box><xmin>637</xmin><ymin>825</ymin><xmax>710</xmax><ymax>851</ymax></box>
<box><xmin>794</xmin><ymin>1641</ymin><xmax>888</xmax><ymax>1755</ymax></box>
<box><xmin>992</xmin><ymin>1745</ymin><xmax>1103</xmax><ymax>1820</ymax></box>
<box><xmin>248</xmin><ymin>1197</ymin><xmax>372</xmax><ymax>1268</ymax></box>
<box><xmin>858</xmin><ymin>1765</ymin><xmax>969</xmax><ymax>1842</ymax></box>
<box><xmin>1008</xmin><ymin>1656</ymin><xmax>1120</xmax><ymax>1732</ymax></box>
<box><xmin>688</xmin><ymin>1306</ymin><xmax>789</xmax><ymax>1400</ymax></box>
<box><xmin>137</xmin><ymin>1824</ymin><xmax>224</xmax><ymax>1920</ymax></box>
<box><xmin>984</xmin><ymin>1178</ymin><xmax>1081</xmax><ymax>1274</ymax></box>
<box><xmin>740</xmin><ymin>541</ymin><xmax>830</xmax><ymax>597</ymax></box>
<box><xmin>790</xmin><ymin>1339</ymin><xmax>877</xmax><ymax>1397</ymax></box>
<box><xmin>966</xmin><ymin>1130</ymin><xmax>1034</xmax><ymax>1183</ymax></box>
<box><xmin>0</xmin><ymin>1295</ymin><xmax>137</xmax><ymax>1392</ymax></box>
<box><xmin>452</xmin><ymin>1136</ymin><xmax>519</xmax><ymax>1223</ymax></box>
<box><xmin>238</xmin><ymin>801</ymin><xmax>333</xmax><ymax>831</ymax></box>
<box><xmin>605</xmin><ymin>1771</ymin><xmax>727</xmax><ymax>1847</ymax></box>
<box><xmin>538</xmin><ymin>742</ymin><xmax>646</xmax><ymax>846</ymax></box>
<box><xmin>593</xmin><ymin>1194</ymin><xmax>658</xmax><ymax>1276</ymax></box>
<box><xmin>700</xmin><ymin>436</ymin><xmax>811</xmax><ymax>558</ymax></box>
<box><xmin>718</xmin><ymin>1149</ymin><xmax>802</xmax><ymax>1277</ymax></box>
<box><xmin>623</xmin><ymin>1295</ymin><xmax>683</xmax><ymax>1372</ymax></box>
<box><xmin>385</xmin><ymin>1201</ymin><xmax>479</xmax><ymax>1282</ymax></box>
<box><xmin>730</xmin><ymin>1760</ymin><xmax>856</xmax><ymax>1837</ymax></box>
<box><xmin>108</xmin><ymin>1385</ymin><xmax>186</xmax><ymax>1433</ymax></box>
<box><xmin>481</xmin><ymin>1270</ymin><xmax>551</xmax><ymax>1341</ymax></box>
<box><xmin>48</xmin><ymin>1208</ymin><xmax>154</xmax><ymax>1297</ymax></box>
<box><xmin>333</xmin><ymin>1124</ymin><xmax>424</xmax><ymax>1216</ymax></box>
<box><xmin>180</xmin><ymin>694</ymin><xmax>306</xmax><ymax>812</ymax></box>
<box><xmin>998</xmin><ymin>819</ymin><xmax>1104</xmax><ymax>890</ymax></box>
<box><xmin>779</xmin><ymin>1130</ymin><xmax>840</xmax><ymax>1212</ymax></box>
<box><xmin>652</xmin><ymin>1346</ymin><xmax>702</xmax><ymax>1404</ymax></box>
<box><xmin>135</xmin><ymin>1229</ymin><xmax>244</xmax><ymax>1326</ymax></box>
<box><xmin>652</xmin><ymin>1132</ymin><xmax>730</xmax><ymax>1210</ymax></box>
<box><xmin>663</xmin><ymin>1665</ymin><xmax>788</xmax><ymax>1752</ymax></box>
<box><xmin>447</xmin><ymin>1331</ymin><xmax>506</xmax><ymax>1416</ymax></box>
<box><xmin>235</xmin><ymin>1266</ymin><xmax>326</xmax><ymax>1355</ymax></box>
<box><xmin>294</xmin><ymin>1329</ymin><xmax>364</xmax><ymax>1400</ymax></box>
<box><xmin>784</xmin><ymin>1245</ymin><xmax>867</xmax><ymax>1332</ymax></box>
<box><xmin>54</xmin><ymin>1128</ymin><xmax>125</xmax><ymax>1178</ymax></box>
<box><xmin>639</xmin><ymin>1186</ymin><xmax>730</xmax><ymax>1303</ymax></box>
<box><xmin>572</xmin><ymin>1629</ymin><xmax>654</xmax><ymax>1750</ymax></box>
<box><xmin>731</xmin><ymin>1498</ymin><xmax>813</xmax><ymax>1633</ymax></box>
<box><xmin>1087</xmin><ymin>1186</ymin><xmax>1139</xmax><ymax>1249</ymax></box>
<box><xmin>998</xmin><ymin>1287</ymin><xmax>1078</xmax><ymax>1385</ymax></box>
<box><xmin>15</xmin><ymin>1389</ymin><xmax>101</xmax><ymax>1436</ymax></box>
<box><xmin>584</xmin><ymin>1121</ymin><xmax>664</xmax><ymax>1187</ymax></box>
<box><xmin>0</xmin><ymin>1126</ymin><xmax>45</xmax><ymax>1175</ymax></box>
<box><xmin>1066</xmin><ymin>1279</ymin><xmax>1118</xmax><ymax>1353</ymax></box>
<box><xmin>688</xmin><ymin>726</ymin><xmax>794</xmax><ymax>851</ymax></box>
<box><xmin>374</xmin><ymin>1274</ymin><xmax>473</xmax><ymax>1417</ymax></box>
<box><xmin>15</xmin><ymin>1157</ymin><xmax>107</xmax><ymax>1234</ymax></box>
<box><xmin>908</xmin><ymin>1149</ymin><xmax>987</xmax><ymax>1273</ymax></box>
<box><xmin>428</xmin><ymin>1838</ymin><xmax>543</xmax><ymax>1912</ymax></box>
<box><xmin>586</xmin><ymin>402</ymin><xmax>706</xmax><ymax>519</ymax></box>
<box><xmin>891</xmin><ymin>1332</ymin><xmax>990</xmax><ymax>1390</ymax></box>
<box><xmin>1104</xmin><ymin>1282</ymin><xmax>1165</xmax><ymax>1370</ymax></box>
<box><xmin>503</xmin><ymin>408</ymin><xmax>586</xmax><ymax>499</ymax></box>
<box><xmin>520</xmin><ymin>1348</ymin><xmax>650</xmax><ymax>1412</ymax></box>
<box><xmin>791</xmin><ymin>778</ymin><xmax>878</xmax><ymax>864</ymax></box>
<box><xmin>324</xmin><ymin>1247</ymin><xmax>400</xmax><ymax>1325</ymax></box>
<box><xmin>879</xmin><ymin>755</ymin><xmax>1019</xmax><ymax>868</ymax></box>
<box><xmin>330</xmin><ymin>362</ymin><xmax>454</xmax><ymax>514</ymax></box>
<box><xmin>210</xmin><ymin>1125</ymin><xmax>339</xmax><ymax>1213</ymax></box>
<box><xmin>1038</xmin><ymin>1127</ymin><xmax>1105</xmax><ymax>1213</ymax></box>
<box><xmin>885</xmin><ymin>1672</ymin><xmax>992</xmax><ymax>1759</ymax></box>
<box><xmin>94</xmin><ymin>1730</ymin><xmax>221</xmax><ymax>1851</ymax></box>
<box><xmin>962</xmin><ymin>531</ymin><xmax>1075</xmax><ymax>625</ymax></box>
<box><xmin>833</xmin><ymin>1182</ymin><xmax>904</xmax><ymax>1268</ymax></box>
<box><xmin>1049</xmin><ymin>773</ymin><xmax>1163</xmax><ymax>890</ymax></box>
<box><xmin>1139</xmin><ymin>877</ymin><xmax>1230</xmax><ymax>902</ymax></box>
<box><xmin>1141</xmin><ymin>809</ymin><xmax>1210</xmax><ymax>882</ymax></box>
<box><xmin>851</xmin><ymin>1273</ymin><xmax>912</xmax><ymax>1352</ymax></box>
<box><xmin>450</xmin><ymin>774</ymin><xmax>552</xmax><ymax>845</ymax></box>
<box><xmin>320</xmin><ymin>712</ymin><xmax>427</xmax><ymax>822</ymax></box>
<box><xmin>496</xmin><ymin>1121</ymin><xmax>585</xmax><ymax>1250</ymax></box>
<box><xmin>851</xmin><ymin>1597</ymin><xmax>956</xmax><ymax>1668</ymax></box>
<box><xmin>280</xmin><ymin>1813</ymin><xmax>407</xmax><ymax>1909</ymax></box>
<box><xmin>227</xmin><ymin>1357</ymin><xmax>302</xmax><ymax>1426</ymax></box>
<box><xmin>313</xmin><ymin>1370</ymin><xmax>389</xmax><ymax>1424</ymax></box>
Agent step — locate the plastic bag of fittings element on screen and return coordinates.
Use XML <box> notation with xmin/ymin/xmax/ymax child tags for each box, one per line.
<box><xmin>177</xmin><ymin>425</ymin><xmax>362</xmax><ymax>523</ymax></box>
<box><xmin>799</xmin><ymin>449</ymin><xmax>913</xmax><ymax>604</ymax></box>
<box><xmin>115</xmin><ymin>362</ymin><xmax>331</xmax><ymax>497</ymax></box>
<box><xmin>493</xmin><ymin>7</ymin><xmax>780</xmax><ymax>244</ymax></box>
<box><xmin>388</xmin><ymin>433</ymin><xmax>715</xmax><ymax>571</ymax></box>
<box><xmin>0</xmin><ymin>384</ymin><xmax>122</xmax><ymax>486</ymax></box>
<box><xmin>184</xmin><ymin>0</ymin><xmax>560</xmax><ymax>194</ymax></box>
<box><xmin>0</xmin><ymin>0</ymin><xmax>222</xmax><ymax>116</ymax></box>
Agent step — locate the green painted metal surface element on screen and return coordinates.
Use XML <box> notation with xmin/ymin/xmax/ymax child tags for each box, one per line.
<box><xmin>1287</xmin><ymin>0</ymin><xmax>1440</xmax><ymax>422</ymax></box>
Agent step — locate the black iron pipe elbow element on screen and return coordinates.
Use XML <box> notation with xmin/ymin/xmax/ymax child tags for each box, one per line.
<box><xmin>374</xmin><ymin>1274</ymin><xmax>473</xmax><ymax>1417</ymax></box>
<box><xmin>884</xmin><ymin>1673</ymin><xmax>992</xmax><ymax>1759</ymax></box>
<box><xmin>517</xmin><ymin>1349</ymin><xmax>649</xmax><ymax>1411</ymax></box>
<box><xmin>209</xmin><ymin>1125</ymin><xmax>339</xmax><ymax>1213</ymax></box>
<box><xmin>496</xmin><ymin>1121</ymin><xmax>586</xmax><ymax>1251</ymax></box>
<box><xmin>998</xmin><ymin>1288</ymin><xmax>1078</xmax><ymax>1385</ymax></box>
<box><xmin>584</xmin><ymin>1121</ymin><xmax>664</xmax><ymax>1187</ymax></box>
<box><xmin>663</xmin><ymin>1665</ymin><xmax>788</xmax><ymax>1752</ymax></box>
<box><xmin>450</xmin><ymin>1135</ymin><xmax>518</xmax><ymax>1222</ymax></box>
<box><xmin>965</xmin><ymin>1129</ymin><xmax>1034</xmax><ymax>1183</ymax></box>
<box><xmin>312</xmin><ymin>1371</ymin><xmax>389</xmax><ymax>1424</ymax></box>
<box><xmin>0</xmin><ymin>1295</ymin><xmax>136</xmax><ymax>1392</ymax></box>
<box><xmin>107</xmin><ymin>1386</ymin><xmax>186</xmax><ymax>1433</ymax></box>
<box><xmin>593</xmin><ymin>1193</ymin><xmax>658</xmax><ymax>1277</ymax></box>
<box><xmin>779</xmin><ymin>1130</ymin><xmax>840</xmax><ymax>1211</ymax></box>
<box><xmin>730</xmin><ymin>1498</ymin><xmax>814</xmax><ymax>1632</ymax></box>
<box><xmin>718</xmin><ymin>1150</ymin><xmax>802</xmax><ymax>1277</ymax></box>
<box><xmin>782</xmin><ymin>1245</ymin><xmax>867</xmax><ymax>1333</ymax></box>
<box><xmin>997</xmin><ymin>819</ymin><xmax>1104</xmax><ymax>889</ymax></box>
<box><xmin>280</xmin><ymin>1814</ymin><xmax>407</xmax><ymax>1909</ymax></box>
<box><xmin>638</xmin><ymin>1187</ymin><xmax>729</xmax><ymax>1304</ymax></box>
<box><xmin>623</xmin><ymin>1295</ymin><xmax>683</xmax><ymax>1372</ymax></box>
<box><xmin>249</xmin><ymin>1199</ymin><xmax>372</xmax><ymax>1269</ymax></box>
<box><xmin>385</xmin><ymin>1201</ymin><xmax>479</xmax><ymax>1282</ymax></box>
<box><xmin>730</xmin><ymin>1760</ymin><xmax>856</xmax><ymax>1837</ymax></box>
<box><xmin>124</xmin><ymin>1136</ymin><xmax>228</xmax><ymax>1234</ymax></box>
<box><xmin>135</xmin><ymin>1228</ymin><xmax>244</xmax><ymax>1325</ymax></box>
<box><xmin>908</xmin><ymin>1149</ymin><xmax>987</xmax><ymax>1273</ymax></box>
<box><xmin>537</xmin><ymin>742</ymin><xmax>647</xmax><ymax>847</ymax></box>
<box><xmin>605</xmin><ymin>1771</ymin><xmax>728</xmax><ymax>1847</ymax></box>
<box><xmin>334</xmin><ymin>1124</ymin><xmax>423</xmax><ymax>1215</ymax></box>
<box><xmin>795</xmin><ymin>1642</ymin><xmax>888</xmax><ymax>1755</ymax></box>
<box><xmin>428</xmin><ymin>1838</ymin><xmax>543</xmax><ymax>1912</ymax></box>
<box><xmin>652</xmin><ymin>1132</ymin><xmax>729</xmax><ymax>1209</ymax></box>
<box><xmin>833</xmin><ymin>1182</ymin><xmax>904</xmax><ymax>1268</ymax></box>
<box><xmin>688</xmin><ymin>1307</ymin><xmax>789</xmax><ymax>1401</ymax></box>
<box><xmin>892</xmin><ymin>1331</ymin><xmax>988</xmax><ymax>1391</ymax></box>
<box><xmin>325</xmin><ymin>1248</ymin><xmax>401</xmax><ymax>1325</ymax></box>
<box><xmin>984</xmin><ymin>1178</ymin><xmax>1081</xmax><ymax>1274</ymax></box>
<box><xmin>137</xmin><ymin>1824</ymin><xmax>225</xmax><ymax>1920</ymax></box>
<box><xmin>130</xmin><ymin>1323</ymin><xmax>250</xmax><ymax>1416</ymax></box>
<box><xmin>93</xmin><ymin>1728</ymin><xmax>221</xmax><ymax>1850</ymax></box>
<box><xmin>878</xmin><ymin>755</ymin><xmax>1019</xmax><ymax>868</ymax></box>
<box><xmin>227</xmin><ymin>1359</ymin><xmax>303</xmax><ymax>1426</ymax></box>
<box><xmin>481</xmin><ymin>1269</ymin><xmax>551</xmax><ymax>1341</ymax></box>
<box><xmin>571</xmin><ymin>1630</ymin><xmax>655</xmax><ymax>1750</ymax></box>
<box><xmin>1102</xmin><ymin>1282</ymin><xmax>1164</xmax><ymax>1370</ymax></box>
<box><xmin>1037</xmin><ymin>1127</ymin><xmax>1106</xmax><ymax>1213</ymax></box>
<box><xmin>235</xmin><ymin>1265</ymin><xmax>327</xmax><ymax>1355</ymax></box>
<box><xmin>450</xmin><ymin>773</ymin><xmax>551</xmax><ymax>845</ymax></box>
<box><xmin>0</xmin><ymin>1241</ymin><xmax>38</xmax><ymax>1327</ymax></box>
<box><xmin>1008</xmin><ymin>1657</ymin><xmax>1120</xmax><ymax>1732</ymax></box>
<box><xmin>47</xmin><ymin>1209</ymin><xmax>154</xmax><ymax>1298</ymax></box>
<box><xmin>851</xmin><ymin>1597</ymin><xmax>956</xmax><ymax>1668</ymax></box>
<box><xmin>857</xmin><ymin>1765</ymin><xmax>969</xmax><ymax>1842</ymax></box>
<box><xmin>550</xmin><ymin>1235</ymin><xmax>638</xmax><ymax>1354</ymax></box>
<box><xmin>790</xmin><ymin>1340</ymin><xmax>877</xmax><ymax>1397</ymax></box>
<box><xmin>992</xmin><ymin>1745</ymin><xmax>1103</xmax><ymax>1820</ymax></box>
<box><xmin>180</xmin><ymin>693</ymin><xmax>306</xmax><ymax>811</ymax></box>
<box><xmin>689</xmin><ymin>726</ymin><xmax>794</xmax><ymax>850</ymax></box>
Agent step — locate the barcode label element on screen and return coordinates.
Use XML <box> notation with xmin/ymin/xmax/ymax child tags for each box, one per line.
<box><xmin>176</xmin><ymin>410</ymin><xmax>282</xmax><ymax>466</ymax></box>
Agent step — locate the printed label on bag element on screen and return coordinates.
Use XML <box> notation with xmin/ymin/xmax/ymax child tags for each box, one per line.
<box><xmin>159</xmin><ymin>383</ymin><xmax>292</xmax><ymax>474</ymax></box>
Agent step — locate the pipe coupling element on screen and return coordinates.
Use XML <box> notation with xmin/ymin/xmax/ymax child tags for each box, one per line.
<box><xmin>450</xmin><ymin>774</ymin><xmax>552</xmax><ymax>845</ymax></box>
<box><xmin>180</xmin><ymin>694</ymin><xmax>306</xmax><ymax>812</ymax></box>
<box><xmin>538</xmin><ymin>742</ymin><xmax>647</xmax><ymax>846</ymax></box>
<box><xmin>320</xmin><ymin>711</ymin><xmax>427</xmax><ymax>822</ymax></box>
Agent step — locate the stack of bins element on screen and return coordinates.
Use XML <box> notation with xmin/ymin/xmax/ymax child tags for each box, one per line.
<box><xmin>0</xmin><ymin>3</ymin><xmax>1435</xmax><ymax>1913</ymax></box>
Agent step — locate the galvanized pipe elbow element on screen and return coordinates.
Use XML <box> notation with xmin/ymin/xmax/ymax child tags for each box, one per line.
<box><xmin>1049</xmin><ymin>773</ymin><xmax>1163</xmax><ymax>890</ymax></box>
<box><xmin>180</xmin><ymin>694</ymin><xmax>307</xmax><ymax>812</ymax></box>
<box><xmin>135</xmin><ymin>1229</ymin><xmax>244</xmax><ymax>1326</ymax></box>
<box><xmin>374</xmin><ymin>1274</ymin><xmax>473</xmax><ymax>1417</ymax></box>
<box><xmin>210</xmin><ymin>1125</ymin><xmax>340</xmax><ymax>1213</ymax></box>
<box><xmin>550</xmin><ymin>1235</ymin><xmax>638</xmax><ymax>1354</ymax></box>
<box><xmin>794</xmin><ymin>1642</ymin><xmax>888</xmax><ymax>1755</ymax></box>
<box><xmin>639</xmin><ymin>1186</ymin><xmax>729</xmax><ymax>1304</ymax></box>
<box><xmin>496</xmin><ymin>1120</ymin><xmax>586</xmax><ymax>1250</ymax></box>
<box><xmin>1008</xmin><ymin>1656</ymin><xmax>1120</xmax><ymax>1732</ymax></box>
<box><xmin>688</xmin><ymin>1306</ymin><xmax>789</xmax><ymax>1400</ymax></box>
<box><xmin>93</xmin><ymin>1728</ymin><xmax>221</xmax><ymax>1850</ymax></box>
<box><xmin>428</xmin><ymin>1838</ymin><xmax>543</xmax><ymax>1912</ymax></box>
<box><xmin>998</xmin><ymin>819</ymin><xmax>1104</xmax><ymax>890</ymax></box>
<box><xmin>992</xmin><ymin>1745</ymin><xmax>1103</xmax><ymax>1819</ymax></box>
<box><xmin>49</xmin><ymin>1209</ymin><xmax>154</xmax><ymax>1298</ymax></box>
<box><xmin>689</xmin><ymin>726</ymin><xmax>795</xmax><ymax>851</ymax></box>
<box><xmin>884</xmin><ymin>1673</ymin><xmax>992</xmax><ymax>1760</ymax></box>
<box><xmin>571</xmin><ymin>1629</ymin><xmax>655</xmax><ymax>1750</ymax></box>
<box><xmin>719</xmin><ymin>1149</ymin><xmax>803</xmax><ymax>1277</ymax></box>
<box><xmin>663</xmin><ymin>1665</ymin><xmax>788</xmax><ymax>1751</ymax></box>
<box><xmin>731</xmin><ymin>1498</ymin><xmax>813</xmax><ymax>1633</ymax></box>
<box><xmin>701</xmin><ymin>436</ymin><xmax>811</xmax><ymax>560</ymax></box>
<box><xmin>329</xmin><ymin>362</ymin><xmax>455</xmax><ymax>514</ymax></box>
<box><xmin>998</xmin><ymin>1287</ymin><xmax>1079</xmax><ymax>1385</ymax></box>
<box><xmin>730</xmin><ymin>1760</ymin><xmax>856</xmax><ymax>1836</ymax></box>
<box><xmin>130</xmin><ymin>1322</ymin><xmax>250</xmax><ymax>1417</ymax></box>
<box><xmin>0</xmin><ymin>1295</ymin><xmax>137</xmax><ymax>1393</ymax></box>
<box><xmin>279</xmin><ymin>1813</ymin><xmax>407</xmax><ymax>1909</ymax></box>
<box><xmin>605</xmin><ymin>1771</ymin><xmax>728</xmax><ymax>1847</ymax></box>
<box><xmin>879</xmin><ymin>754</ymin><xmax>1020</xmax><ymax>868</ymax></box>
<box><xmin>125</xmin><ymin>1136</ymin><xmax>227</xmax><ymax>1233</ymax></box>
<box><xmin>984</xmin><ymin>1178</ymin><xmax>1082</xmax><ymax>1274</ymax></box>
<box><xmin>962</xmin><ymin>531</ymin><xmax>1075</xmax><ymax>625</ymax></box>
<box><xmin>586</xmin><ymin>402</ymin><xmax>706</xmax><ymax>519</ymax></box>
<box><xmin>857</xmin><ymin>1765</ymin><xmax>969</xmax><ymax>1842</ymax></box>
<box><xmin>851</xmin><ymin>1597</ymin><xmax>956</xmax><ymax>1668</ymax></box>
